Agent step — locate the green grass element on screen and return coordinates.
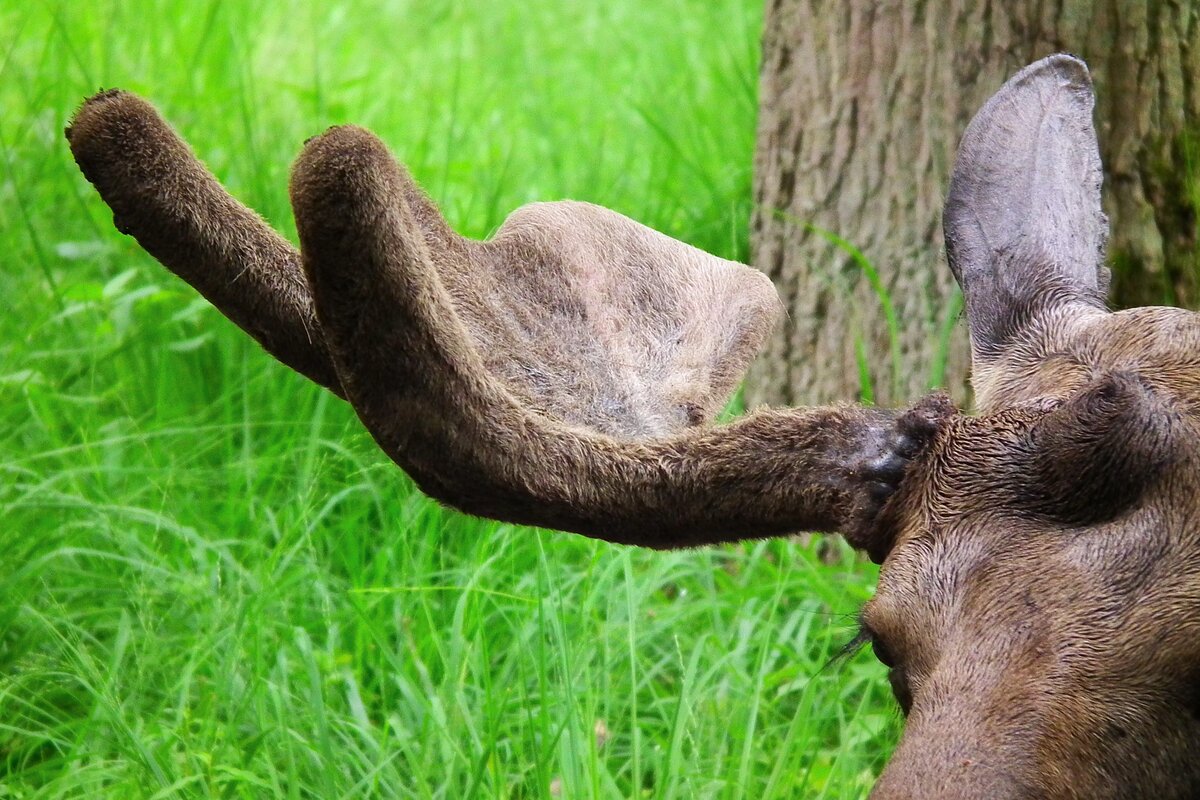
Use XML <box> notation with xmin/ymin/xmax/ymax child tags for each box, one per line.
<box><xmin>0</xmin><ymin>1</ymin><xmax>900</xmax><ymax>796</ymax></box>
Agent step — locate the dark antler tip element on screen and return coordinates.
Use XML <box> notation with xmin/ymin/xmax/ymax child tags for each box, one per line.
<box><xmin>290</xmin><ymin>124</ymin><xmax>408</xmax><ymax>269</ymax></box>
<box><xmin>299</xmin><ymin>124</ymin><xmax>384</xmax><ymax>159</ymax></box>
<box><xmin>73</xmin><ymin>88</ymin><xmax>133</xmax><ymax>120</ymax></box>
<box><xmin>90</xmin><ymin>87</ymin><xmax>128</xmax><ymax>103</ymax></box>
<box><xmin>66</xmin><ymin>89</ymin><xmax>159</xmax><ymax>151</ymax></box>
<box><xmin>320</xmin><ymin>124</ymin><xmax>378</xmax><ymax>144</ymax></box>
<box><xmin>295</xmin><ymin>125</ymin><xmax>395</xmax><ymax>193</ymax></box>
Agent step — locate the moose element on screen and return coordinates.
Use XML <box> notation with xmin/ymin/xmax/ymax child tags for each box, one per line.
<box><xmin>66</xmin><ymin>55</ymin><xmax>1200</xmax><ymax>798</ymax></box>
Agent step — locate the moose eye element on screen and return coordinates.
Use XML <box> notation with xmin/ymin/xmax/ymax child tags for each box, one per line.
<box><xmin>888</xmin><ymin>667</ymin><xmax>914</xmax><ymax>715</ymax></box>
<box><xmin>856</xmin><ymin>620</ymin><xmax>899</xmax><ymax>668</ymax></box>
<box><xmin>858</xmin><ymin>625</ymin><xmax>913</xmax><ymax>714</ymax></box>
<box><xmin>871</xmin><ymin>636</ymin><xmax>897</xmax><ymax>668</ymax></box>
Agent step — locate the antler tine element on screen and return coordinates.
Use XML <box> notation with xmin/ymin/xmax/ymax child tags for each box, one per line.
<box><xmin>66</xmin><ymin>90</ymin><xmax>344</xmax><ymax>395</ymax></box>
<box><xmin>290</xmin><ymin>126</ymin><xmax>950</xmax><ymax>550</ymax></box>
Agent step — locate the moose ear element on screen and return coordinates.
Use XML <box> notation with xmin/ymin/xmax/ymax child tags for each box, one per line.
<box><xmin>945</xmin><ymin>54</ymin><xmax>1109</xmax><ymax>373</ymax></box>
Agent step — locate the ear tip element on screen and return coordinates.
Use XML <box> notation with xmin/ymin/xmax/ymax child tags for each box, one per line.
<box><xmin>957</xmin><ymin>54</ymin><xmax>1098</xmax><ymax>161</ymax></box>
<box><xmin>742</xmin><ymin>265</ymin><xmax>783</xmax><ymax>311</ymax></box>
<box><xmin>966</xmin><ymin>55</ymin><xmax>1094</xmax><ymax>138</ymax></box>
<box><xmin>1008</xmin><ymin>53</ymin><xmax>1093</xmax><ymax>95</ymax></box>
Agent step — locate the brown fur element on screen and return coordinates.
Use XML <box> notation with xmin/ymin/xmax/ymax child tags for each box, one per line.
<box><xmin>67</xmin><ymin>94</ymin><xmax>942</xmax><ymax>549</ymax></box>
<box><xmin>65</xmin><ymin>53</ymin><xmax>1199</xmax><ymax>798</ymax></box>
<box><xmin>65</xmin><ymin>90</ymin><xmax>343</xmax><ymax>395</ymax></box>
<box><xmin>865</xmin><ymin>57</ymin><xmax>1200</xmax><ymax>798</ymax></box>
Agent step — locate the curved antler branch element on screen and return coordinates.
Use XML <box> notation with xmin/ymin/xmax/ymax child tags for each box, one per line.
<box><xmin>66</xmin><ymin>90</ymin><xmax>952</xmax><ymax>554</ymax></box>
<box><xmin>66</xmin><ymin>90</ymin><xmax>344</xmax><ymax>395</ymax></box>
<box><xmin>289</xmin><ymin>126</ymin><xmax>952</xmax><ymax>549</ymax></box>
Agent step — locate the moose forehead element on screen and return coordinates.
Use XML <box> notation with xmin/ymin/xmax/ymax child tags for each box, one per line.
<box><xmin>866</xmin><ymin>305</ymin><xmax>1200</xmax><ymax>653</ymax></box>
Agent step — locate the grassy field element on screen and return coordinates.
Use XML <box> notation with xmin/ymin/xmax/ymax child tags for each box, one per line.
<box><xmin>0</xmin><ymin>1</ymin><xmax>899</xmax><ymax>797</ymax></box>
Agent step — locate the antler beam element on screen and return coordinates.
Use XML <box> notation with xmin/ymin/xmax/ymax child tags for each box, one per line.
<box><xmin>67</xmin><ymin>91</ymin><xmax>952</xmax><ymax>554</ymax></box>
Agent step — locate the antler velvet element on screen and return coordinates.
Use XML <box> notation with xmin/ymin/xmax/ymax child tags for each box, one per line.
<box><xmin>67</xmin><ymin>90</ymin><xmax>343</xmax><ymax>395</ymax></box>
<box><xmin>67</xmin><ymin>90</ymin><xmax>950</xmax><ymax>553</ymax></box>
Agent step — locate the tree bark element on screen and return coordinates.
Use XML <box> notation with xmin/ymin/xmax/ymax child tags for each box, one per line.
<box><xmin>749</xmin><ymin>0</ymin><xmax>1199</xmax><ymax>408</ymax></box>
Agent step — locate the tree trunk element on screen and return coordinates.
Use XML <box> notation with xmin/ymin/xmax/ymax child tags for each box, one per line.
<box><xmin>749</xmin><ymin>0</ymin><xmax>1199</xmax><ymax>408</ymax></box>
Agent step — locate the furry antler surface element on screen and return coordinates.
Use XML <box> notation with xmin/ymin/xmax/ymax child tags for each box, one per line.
<box><xmin>67</xmin><ymin>90</ymin><xmax>949</xmax><ymax>552</ymax></box>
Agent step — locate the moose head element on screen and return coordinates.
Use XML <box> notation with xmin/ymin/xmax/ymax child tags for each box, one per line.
<box><xmin>66</xmin><ymin>55</ymin><xmax>1200</xmax><ymax>798</ymax></box>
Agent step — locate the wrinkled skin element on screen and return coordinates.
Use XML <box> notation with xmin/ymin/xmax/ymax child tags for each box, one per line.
<box><xmin>66</xmin><ymin>53</ymin><xmax>1199</xmax><ymax>799</ymax></box>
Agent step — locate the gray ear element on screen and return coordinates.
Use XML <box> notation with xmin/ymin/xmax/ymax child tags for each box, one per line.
<box><xmin>945</xmin><ymin>54</ymin><xmax>1110</xmax><ymax>367</ymax></box>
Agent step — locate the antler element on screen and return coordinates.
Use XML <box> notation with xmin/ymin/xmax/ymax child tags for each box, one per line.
<box><xmin>67</xmin><ymin>91</ymin><xmax>950</xmax><ymax>553</ymax></box>
<box><xmin>66</xmin><ymin>90</ymin><xmax>343</xmax><ymax>395</ymax></box>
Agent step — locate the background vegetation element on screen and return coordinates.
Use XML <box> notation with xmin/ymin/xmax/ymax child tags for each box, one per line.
<box><xmin>0</xmin><ymin>1</ymin><xmax>899</xmax><ymax>796</ymax></box>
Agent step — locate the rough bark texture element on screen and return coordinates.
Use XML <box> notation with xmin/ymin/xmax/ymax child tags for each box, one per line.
<box><xmin>750</xmin><ymin>0</ymin><xmax>1199</xmax><ymax>407</ymax></box>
